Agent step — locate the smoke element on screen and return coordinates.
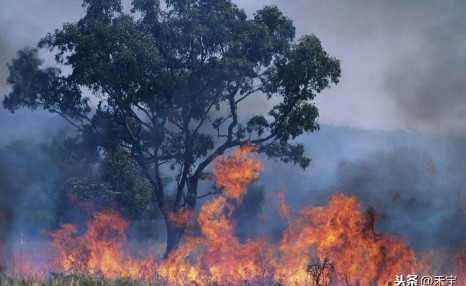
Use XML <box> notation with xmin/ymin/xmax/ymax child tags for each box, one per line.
<box><xmin>304</xmin><ymin>129</ymin><xmax>466</xmax><ymax>253</ymax></box>
<box><xmin>334</xmin><ymin>145</ymin><xmax>466</xmax><ymax>253</ymax></box>
<box><xmin>0</xmin><ymin>17</ymin><xmax>19</xmax><ymax>95</ymax></box>
<box><xmin>237</xmin><ymin>0</ymin><xmax>466</xmax><ymax>133</ymax></box>
<box><xmin>249</xmin><ymin>125</ymin><xmax>466</xmax><ymax>256</ymax></box>
<box><xmin>0</xmin><ymin>140</ymin><xmax>58</xmax><ymax>271</ymax></box>
<box><xmin>0</xmin><ymin>1</ymin><xmax>85</xmax><ymax>145</ymax></box>
<box><xmin>0</xmin><ymin>0</ymin><xmax>83</xmax><ymax>92</ymax></box>
<box><xmin>383</xmin><ymin>2</ymin><xmax>466</xmax><ymax>134</ymax></box>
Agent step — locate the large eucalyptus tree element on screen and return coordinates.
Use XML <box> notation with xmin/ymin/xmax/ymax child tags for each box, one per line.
<box><xmin>3</xmin><ymin>0</ymin><xmax>340</xmax><ymax>256</ymax></box>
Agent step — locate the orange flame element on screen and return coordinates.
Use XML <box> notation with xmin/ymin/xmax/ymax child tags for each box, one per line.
<box><xmin>159</xmin><ymin>146</ymin><xmax>268</xmax><ymax>284</ymax></box>
<box><xmin>212</xmin><ymin>145</ymin><xmax>264</xmax><ymax>202</ymax></box>
<box><xmin>49</xmin><ymin>210</ymin><xmax>155</xmax><ymax>280</ymax></box>
<box><xmin>274</xmin><ymin>193</ymin><xmax>427</xmax><ymax>285</ymax></box>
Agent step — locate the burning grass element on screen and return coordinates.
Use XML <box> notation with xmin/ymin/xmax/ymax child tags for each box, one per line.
<box><xmin>1</xmin><ymin>146</ymin><xmax>464</xmax><ymax>286</ymax></box>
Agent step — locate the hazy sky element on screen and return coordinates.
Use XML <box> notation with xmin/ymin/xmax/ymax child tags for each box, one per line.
<box><xmin>1</xmin><ymin>0</ymin><xmax>465</xmax><ymax>136</ymax></box>
<box><xmin>261</xmin><ymin>0</ymin><xmax>466</xmax><ymax>134</ymax></box>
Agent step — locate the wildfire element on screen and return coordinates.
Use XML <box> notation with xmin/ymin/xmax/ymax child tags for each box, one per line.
<box><xmin>49</xmin><ymin>210</ymin><xmax>156</xmax><ymax>280</ymax></box>
<box><xmin>158</xmin><ymin>146</ymin><xmax>267</xmax><ymax>284</ymax></box>
<box><xmin>157</xmin><ymin>146</ymin><xmax>459</xmax><ymax>285</ymax></box>
<box><xmin>2</xmin><ymin>146</ymin><xmax>464</xmax><ymax>285</ymax></box>
<box><xmin>212</xmin><ymin>145</ymin><xmax>264</xmax><ymax>202</ymax></box>
<box><xmin>274</xmin><ymin>193</ymin><xmax>423</xmax><ymax>285</ymax></box>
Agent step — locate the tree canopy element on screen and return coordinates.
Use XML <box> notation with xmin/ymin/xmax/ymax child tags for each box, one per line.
<box><xmin>3</xmin><ymin>0</ymin><xmax>340</xmax><ymax>255</ymax></box>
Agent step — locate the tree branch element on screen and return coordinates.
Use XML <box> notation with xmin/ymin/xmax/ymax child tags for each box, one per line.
<box><xmin>195</xmin><ymin>86</ymin><xmax>239</xmax><ymax>175</ymax></box>
<box><xmin>50</xmin><ymin>110</ymin><xmax>84</xmax><ymax>132</ymax></box>
<box><xmin>196</xmin><ymin>190</ymin><xmax>222</xmax><ymax>200</ymax></box>
<box><xmin>134</xmin><ymin>102</ymin><xmax>154</xmax><ymax>123</ymax></box>
<box><xmin>193</xmin><ymin>102</ymin><xmax>214</xmax><ymax>135</ymax></box>
<box><xmin>168</xmin><ymin>115</ymin><xmax>184</xmax><ymax>131</ymax></box>
<box><xmin>234</xmin><ymin>86</ymin><xmax>263</xmax><ymax>104</ymax></box>
<box><xmin>174</xmin><ymin>163</ymin><xmax>189</xmax><ymax>210</ymax></box>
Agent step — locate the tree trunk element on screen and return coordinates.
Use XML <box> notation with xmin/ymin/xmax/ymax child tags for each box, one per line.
<box><xmin>164</xmin><ymin>219</ymin><xmax>181</xmax><ymax>259</ymax></box>
<box><xmin>163</xmin><ymin>174</ymin><xmax>199</xmax><ymax>259</ymax></box>
<box><xmin>186</xmin><ymin>175</ymin><xmax>199</xmax><ymax>210</ymax></box>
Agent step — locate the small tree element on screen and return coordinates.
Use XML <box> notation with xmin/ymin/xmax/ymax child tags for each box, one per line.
<box><xmin>3</xmin><ymin>0</ymin><xmax>340</xmax><ymax>257</ymax></box>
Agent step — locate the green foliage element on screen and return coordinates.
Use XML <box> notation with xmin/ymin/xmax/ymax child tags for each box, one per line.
<box><xmin>3</xmin><ymin>49</ymin><xmax>89</xmax><ymax>122</ymax></box>
<box><xmin>261</xmin><ymin>141</ymin><xmax>311</xmax><ymax>169</ymax></box>
<box><xmin>64</xmin><ymin>177</ymin><xmax>114</xmax><ymax>201</ymax></box>
<box><xmin>62</xmin><ymin>148</ymin><xmax>153</xmax><ymax>220</ymax></box>
<box><xmin>3</xmin><ymin>0</ymin><xmax>341</xmax><ymax>251</ymax></box>
<box><xmin>99</xmin><ymin>148</ymin><xmax>153</xmax><ymax>219</ymax></box>
<box><xmin>3</xmin><ymin>0</ymin><xmax>340</xmax><ymax>173</ymax></box>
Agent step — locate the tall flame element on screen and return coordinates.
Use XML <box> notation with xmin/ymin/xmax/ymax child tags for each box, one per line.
<box><xmin>159</xmin><ymin>145</ymin><xmax>267</xmax><ymax>284</ymax></box>
<box><xmin>212</xmin><ymin>145</ymin><xmax>264</xmax><ymax>202</ymax></box>
<box><xmin>274</xmin><ymin>193</ymin><xmax>424</xmax><ymax>285</ymax></box>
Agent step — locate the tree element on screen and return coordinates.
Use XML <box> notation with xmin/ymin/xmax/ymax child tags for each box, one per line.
<box><xmin>3</xmin><ymin>0</ymin><xmax>341</xmax><ymax>257</ymax></box>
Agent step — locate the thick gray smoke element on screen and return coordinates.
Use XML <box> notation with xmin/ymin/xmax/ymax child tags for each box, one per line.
<box><xmin>0</xmin><ymin>0</ymin><xmax>85</xmax><ymax>145</ymax></box>
<box><xmin>383</xmin><ymin>2</ymin><xmax>466</xmax><ymax>134</ymax></box>
<box><xmin>255</xmin><ymin>0</ymin><xmax>466</xmax><ymax>133</ymax></box>
<box><xmin>0</xmin><ymin>0</ymin><xmax>83</xmax><ymax>93</ymax></box>
<box><xmin>0</xmin><ymin>139</ymin><xmax>68</xmax><ymax>270</ymax></box>
<box><xmin>334</xmin><ymin>144</ymin><xmax>466</xmax><ymax>253</ymax></box>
